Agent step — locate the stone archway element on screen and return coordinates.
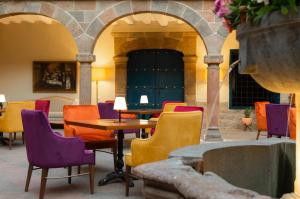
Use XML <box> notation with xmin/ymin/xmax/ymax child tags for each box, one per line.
<box><xmin>84</xmin><ymin>1</ymin><xmax>227</xmax><ymax>138</ymax></box>
<box><xmin>85</xmin><ymin>1</ymin><xmax>215</xmax><ymax>54</ymax></box>
<box><xmin>0</xmin><ymin>1</ymin><xmax>83</xmax><ymax>40</ymax></box>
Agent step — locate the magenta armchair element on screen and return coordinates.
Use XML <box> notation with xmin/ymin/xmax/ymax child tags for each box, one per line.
<box><xmin>21</xmin><ymin>110</ymin><xmax>95</xmax><ymax>199</ymax></box>
<box><xmin>174</xmin><ymin>106</ymin><xmax>204</xmax><ymax>112</ymax></box>
<box><xmin>35</xmin><ymin>100</ymin><xmax>50</xmax><ymax>117</ymax></box>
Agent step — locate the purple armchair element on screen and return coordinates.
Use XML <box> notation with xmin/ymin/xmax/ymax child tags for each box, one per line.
<box><xmin>35</xmin><ymin>100</ymin><xmax>50</xmax><ymax>117</ymax></box>
<box><xmin>98</xmin><ymin>102</ymin><xmax>140</xmax><ymax>137</ymax></box>
<box><xmin>21</xmin><ymin>110</ymin><xmax>95</xmax><ymax>199</ymax></box>
<box><xmin>266</xmin><ymin>104</ymin><xmax>290</xmax><ymax>138</ymax></box>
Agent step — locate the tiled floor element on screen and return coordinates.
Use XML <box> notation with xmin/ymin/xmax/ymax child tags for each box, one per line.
<box><xmin>0</xmin><ymin>129</ymin><xmax>268</xmax><ymax>199</ymax></box>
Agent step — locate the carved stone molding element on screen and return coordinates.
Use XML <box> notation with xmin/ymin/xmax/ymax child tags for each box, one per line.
<box><xmin>204</xmin><ymin>55</ymin><xmax>223</xmax><ymax>65</ymax></box>
<box><xmin>76</xmin><ymin>53</ymin><xmax>96</xmax><ymax>63</ymax></box>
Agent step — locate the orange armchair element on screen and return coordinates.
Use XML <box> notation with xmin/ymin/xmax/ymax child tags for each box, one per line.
<box><xmin>255</xmin><ymin>101</ymin><xmax>270</xmax><ymax>140</ymax></box>
<box><xmin>288</xmin><ymin>107</ymin><xmax>296</xmax><ymax>140</ymax></box>
<box><xmin>63</xmin><ymin>105</ymin><xmax>117</xmax><ymax>167</ymax></box>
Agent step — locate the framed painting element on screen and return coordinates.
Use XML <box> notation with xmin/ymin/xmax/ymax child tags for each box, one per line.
<box><xmin>33</xmin><ymin>61</ymin><xmax>77</xmax><ymax>93</ymax></box>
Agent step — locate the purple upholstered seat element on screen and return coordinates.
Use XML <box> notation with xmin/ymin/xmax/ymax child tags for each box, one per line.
<box><xmin>266</xmin><ymin>104</ymin><xmax>290</xmax><ymax>138</ymax></box>
<box><xmin>21</xmin><ymin>110</ymin><xmax>95</xmax><ymax>198</ymax></box>
<box><xmin>22</xmin><ymin>110</ymin><xmax>95</xmax><ymax>168</ymax></box>
<box><xmin>98</xmin><ymin>102</ymin><xmax>140</xmax><ymax>135</ymax></box>
<box><xmin>35</xmin><ymin>100</ymin><xmax>50</xmax><ymax>117</ymax></box>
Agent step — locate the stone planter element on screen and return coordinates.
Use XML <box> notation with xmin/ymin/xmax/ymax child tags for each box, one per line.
<box><xmin>241</xmin><ymin>117</ymin><xmax>252</xmax><ymax>126</ymax></box>
<box><xmin>237</xmin><ymin>9</ymin><xmax>300</xmax><ymax>93</ymax></box>
<box><xmin>236</xmin><ymin>8</ymin><xmax>300</xmax><ymax>198</ymax></box>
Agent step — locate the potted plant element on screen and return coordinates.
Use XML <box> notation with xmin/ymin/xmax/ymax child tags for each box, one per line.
<box><xmin>241</xmin><ymin>107</ymin><xmax>252</xmax><ymax>127</ymax></box>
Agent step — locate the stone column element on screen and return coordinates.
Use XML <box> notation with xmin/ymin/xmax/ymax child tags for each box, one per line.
<box><xmin>114</xmin><ymin>56</ymin><xmax>128</xmax><ymax>97</ymax></box>
<box><xmin>76</xmin><ymin>53</ymin><xmax>96</xmax><ymax>104</ymax></box>
<box><xmin>183</xmin><ymin>56</ymin><xmax>197</xmax><ymax>105</ymax></box>
<box><xmin>204</xmin><ymin>55</ymin><xmax>223</xmax><ymax>141</ymax></box>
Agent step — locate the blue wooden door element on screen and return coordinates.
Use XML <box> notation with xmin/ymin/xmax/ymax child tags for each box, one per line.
<box><xmin>127</xmin><ymin>49</ymin><xmax>184</xmax><ymax>109</ymax></box>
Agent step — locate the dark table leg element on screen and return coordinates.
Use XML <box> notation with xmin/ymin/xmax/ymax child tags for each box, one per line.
<box><xmin>0</xmin><ymin>132</ymin><xmax>8</xmax><ymax>145</ymax></box>
<box><xmin>141</xmin><ymin>114</ymin><xmax>148</xmax><ymax>139</ymax></box>
<box><xmin>98</xmin><ymin>130</ymin><xmax>125</xmax><ymax>186</ymax></box>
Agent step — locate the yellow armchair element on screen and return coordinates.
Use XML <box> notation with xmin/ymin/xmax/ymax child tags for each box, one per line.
<box><xmin>0</xmin><ymin>101</ymin><xmax>35</xmax><ymax>149</ymax></box>
<box><xmin>148</xmin><ymin>102</ymin><xmax>187</xmax><ymax>127</ymax></box>
<box><xmin>163</xmin><ymin>102</ymin><xmax>187</xmax><ymax>112</ymax></box>
<box><xmin>125</xmin><ymin>111</ymin><xmax>202</xmax><ymax>196</ymax></box>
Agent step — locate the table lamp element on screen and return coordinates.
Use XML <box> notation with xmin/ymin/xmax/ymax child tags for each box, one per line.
<box><xmin>0</xmin><ymin>94</ymin><xmax>6</xmax><ymax>110</ymax></box>
<box><xmin>140</xmin><ymin>95</ymin><xmax>148</xmax><ymax>109</ymax></box>
<box><xmin>92</xmin><ymin>67</ymin><xmax>106</xmax><ymax>103</ymax></box>
<box><xmin>113</xmin><ymin>97</ymin><xmax>127</xmax><ymax>122</ymax></box>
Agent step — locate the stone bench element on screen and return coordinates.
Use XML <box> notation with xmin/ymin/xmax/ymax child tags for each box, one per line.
<box><xmin>133</xmin><ymin>139</ymin><xmax>295</xmax><ymax>198</ymax></box>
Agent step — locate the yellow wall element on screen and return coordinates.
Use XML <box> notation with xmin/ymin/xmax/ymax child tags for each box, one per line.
<box><xmin>92</xmin><ymin>25</ymin><xmax>115</xmax><ymax>104</ymax></box>
<box><xmin>196</xmin><ymin>36</ymin><xmax>208</xmax><ymax>102</ymax></box>
<box><xmin>0</xmin><ymin>16</ymin><xmax>78</xmax><ymax>101</ymax></box>
<box><xmin>220</xmin><ymin>31</ymin><xmax>240</xmax><ymax>103</ymax></box>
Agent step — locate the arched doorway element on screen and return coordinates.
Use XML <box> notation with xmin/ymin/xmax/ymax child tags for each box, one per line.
<box><xmin>127</xmin><ymin>49</ymin><xmax>184</xmax><ymax>109</ymax></box>
<box><xmin>0</xmin><ymin>14</ymin><xmax>78</xmax><ymax>101</ymax></box>
<box><xmin>93</xmin><ymin>13</ymin><xmax>207</xmax><ymax>106</ymax></box>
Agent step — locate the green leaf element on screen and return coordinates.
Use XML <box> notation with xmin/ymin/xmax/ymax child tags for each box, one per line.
<box><xmin>281</xmin><ymin>6</ymin><xmax>289</xmax><ymax>14</ymax></box>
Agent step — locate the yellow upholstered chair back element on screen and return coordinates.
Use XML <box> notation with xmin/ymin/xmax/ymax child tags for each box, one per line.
<box><xmin>0</xmin><ymin>101</ymin><xmax>35</xmax><ymax>132</ymax></box>
<box><xmin>163</xmin><ymin>102</ymin><xmax>187</xmax><ymax>112</ymax></box>
<box><xmin>129</xmin><ymin>111</ymin><xmax>202</xmax><ymax>167</ymax></box>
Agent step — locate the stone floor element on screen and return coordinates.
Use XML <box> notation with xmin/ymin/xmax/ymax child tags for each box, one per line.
<box><xmin>0</xmin><ymin>129</ymin><xmax>268</xmax><ymax>199</ymax></box>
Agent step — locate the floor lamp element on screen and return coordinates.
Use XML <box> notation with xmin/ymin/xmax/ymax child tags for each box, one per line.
<box><xmin>92</xmin><ymin>67</ymin><xmax>106</xmax><ymax>103</ymax></box>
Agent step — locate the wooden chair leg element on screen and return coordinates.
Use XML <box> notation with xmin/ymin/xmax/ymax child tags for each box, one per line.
<box><xmin>77</xmin><ymin>166</ymin><xmax>81</xmax><ymax>174</ymax></box>
<box><xmin>89</xmin><ymin>164</ymin><xmax>95</xmax><ymax>194</ymax></box>
<box><xmin>256</xmin><ymin>130</ymin><xmax>261</xmax><ymax>140</ymax></box>
<box><xmin>39</xmin><ymin>168</ymin><xmax>48</xmax><ymax>199</ymax></box>
<box><xmin>68</xmin><ymin>166</ymin><xmax>72</xmax><ymax>184</ymax></box>
<box><xmin>125</xmin><ymin>165</ymin><xmax>131</xmax><ymax>197</ymax></box>
<box><xmin>25</xmin><ymin>164</ymin><xmax>33</xmax><ymax>192</ymax></box>
<box><xmin>8</xmin><ymin>133</ymin><xmax>12</xmax><ymax>150</ymax></box>
<box><xmin>14</xmin><ymin>132</ymin><xmax>16</xmax><ymax>140</ymax></box>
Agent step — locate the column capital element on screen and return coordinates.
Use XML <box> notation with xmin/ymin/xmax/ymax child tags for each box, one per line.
<box><xmin>183</xmin><ymin>56</ymin><xmax>197</xmax><ymax>63</ymax></box>
<box><xmin>76</xmin><ymin>53</ymin><xmax>96</xmax><ymax>63</ymax></box>
<box><xmin>204</xmin><ymin>54</ymin><xmax>223</xmax><ymax>64</ymax></box>
<box><xmin>114</xmin><ymin>56</ymin><xmax>128</xmax><ymax>64</ymax></box>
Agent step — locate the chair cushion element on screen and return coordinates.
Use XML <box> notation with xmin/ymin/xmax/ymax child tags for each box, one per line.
<box><xmin>149</xmin><ymin>117</ymin><xmax>159</xmax><ymax>122</ymax></box>
<box><xmin>72</xmin><ymin>126</ymin><xmax>114</xmax><ymax>142</ymax></box>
